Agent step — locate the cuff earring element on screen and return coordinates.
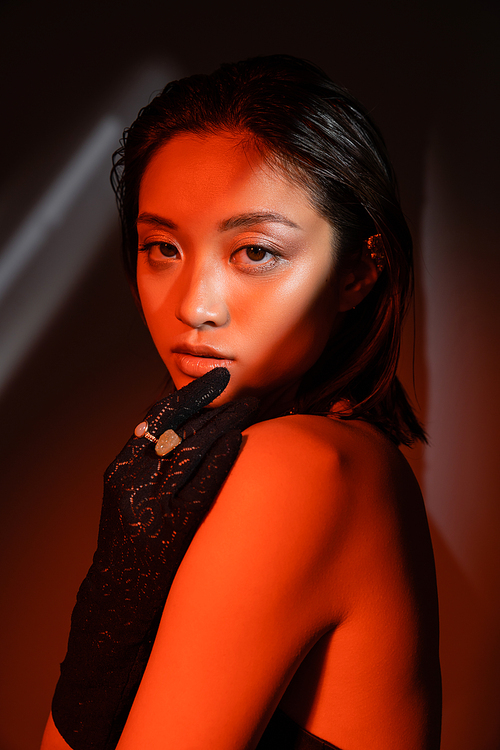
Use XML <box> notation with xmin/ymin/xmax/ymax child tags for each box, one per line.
<box><xmin>365</xmin><ymin>233</ymin><xmax>385</xmax><ymax>272</ymax></box>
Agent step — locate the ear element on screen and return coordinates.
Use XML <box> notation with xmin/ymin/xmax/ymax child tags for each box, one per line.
<box><xmin>337</xmin><ymin>253</ymin><xmax>381</xmax><ymax>312</ymax></box>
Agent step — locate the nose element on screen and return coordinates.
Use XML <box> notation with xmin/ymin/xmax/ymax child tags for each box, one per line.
<box><xmin>175</xmin><ymin>260</ymin><xmax>229</xmax><ymax>328</ymax></box>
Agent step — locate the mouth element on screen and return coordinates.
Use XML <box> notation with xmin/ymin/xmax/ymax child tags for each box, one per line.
<box><xmin>172</xmin><ymin>346</ymin><xmax>234</xmax><ymax>378</ymax></box>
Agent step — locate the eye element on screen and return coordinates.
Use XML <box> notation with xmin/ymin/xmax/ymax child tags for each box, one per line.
<box><xmin>139</xmin><ymin>241</ymin><xmax>179</xmax><ymax>261</ymax></box>
<box><xmin>244</xmin><ymin>246</ymin><xmax>270</xmax><ymax>262</ymax></box>
<box><xmin>232</xmin><ymin>245</ymin><xmax>280</xmax><ymax>272</ymax></box>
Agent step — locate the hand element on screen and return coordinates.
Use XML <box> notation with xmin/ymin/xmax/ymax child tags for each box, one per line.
<box><xmin>52</xmin><ymin>368</ymin><xmax>258</xmax><ymax>750</ymax></box>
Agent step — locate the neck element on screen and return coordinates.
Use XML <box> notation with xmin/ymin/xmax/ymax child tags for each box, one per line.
<box><xmin>252</xmin><ymin>382</ymin><xmax>300</xmax><ymax>422</ymax></box>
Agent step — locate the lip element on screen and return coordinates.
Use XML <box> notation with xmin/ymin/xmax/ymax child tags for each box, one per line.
<box><xmin>172</xmin><ymin>345</ymin><xmax>234</xmax><ymax>378</ymax></box>
<box><xmin>172</xmin><ymin>344</ymin><xmax>233</xmax><ymax>359</ymax></box>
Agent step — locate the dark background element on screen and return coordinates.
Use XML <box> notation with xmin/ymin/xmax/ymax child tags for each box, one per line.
<box><xmin>1</xmin><ymin>1</ymin><xmax>499</xmax><ymax>748</ymax></box>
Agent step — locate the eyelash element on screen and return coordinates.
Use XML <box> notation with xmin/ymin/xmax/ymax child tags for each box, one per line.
<box><xmin>138</xmin><ymin>241</ymin><xmax>178</xmax><ymax>260</ymax></box>
<box><xmin>232</xmin><ymin>245</ymin><xmax>281</xmax><ymax>273</ymax></box>
<box><xmin>138</xmin><ymin>242</ymin><xmax>283</xmax><ymax>273</ymax></box>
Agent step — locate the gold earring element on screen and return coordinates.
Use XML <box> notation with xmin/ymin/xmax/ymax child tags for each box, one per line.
<box><xmin>365</xmin><ymin>233</ymin><xmax>385</xmax><ymax>273</ymax></box>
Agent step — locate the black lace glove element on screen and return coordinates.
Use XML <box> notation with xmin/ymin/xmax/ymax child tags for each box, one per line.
<box><xmin>52</xmin><ymin>368</ymin><xmax>257</xmax><ymax>750</ymax></box>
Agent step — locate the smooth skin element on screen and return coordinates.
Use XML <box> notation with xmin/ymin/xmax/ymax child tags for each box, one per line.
<box><xmin>41</xmin><ymin>133</ymin><xmax>440</xmax><ymax>750</ymax></box>
<box><xmin>134</xmin><ymin>132</ymin><xmax>374</xmax><ymax>415</ymax></box>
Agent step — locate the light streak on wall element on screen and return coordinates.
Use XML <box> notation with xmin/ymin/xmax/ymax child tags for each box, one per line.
<box><xmin>0</xmin><ymin>117</ymin><xmax>120</xmax><ymax>301</ymax></box>
<box><xmin>0</xmin><ymin>64</ymin><xmax>176</xmax><ymax>396</ymax></box>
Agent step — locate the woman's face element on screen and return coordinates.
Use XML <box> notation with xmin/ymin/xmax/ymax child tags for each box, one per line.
<box><xmin>136</xmin><ymin>132</ymin><xmax>343</xmax><ymax>410</ymax></box>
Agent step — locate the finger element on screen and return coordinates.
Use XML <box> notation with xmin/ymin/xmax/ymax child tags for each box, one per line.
<box><xmin>132</xmin><ymin>403</ymin><xmax>235</xmax><ymax>462</ymax></box>
<box><xmin>147</xmin><ymin>367</ymin><xmax>231</xmax><ymax>434</ymax></box>
<box><xmin>153</xmin><ymin>397</ymin><xmax>258</xmax><ymax>494</ymax></box>
<box><xmin>176</xmin><ymin>396</ymin><xmax>259</xmax><ymax>441</ymax></box>
<box><xmin>187</xmin><ymin>396</ymin><xmax>259</xmax><ymax>437</ymax></box>
<box><xmin>159</xmin><ymin>396</ymin><xmax>258</xmax><ymax>472</ymax></box>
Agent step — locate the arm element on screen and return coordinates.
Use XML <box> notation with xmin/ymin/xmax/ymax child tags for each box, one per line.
<box><xmin>117</xmin><ymin>415</ymin><xmax>348</xmax><ymax>750</ymax></box>
<box><xmin>41</xmin><ymin>715</ymin><xmax>72</xmax><ymax>750</ymax></box>
<box><xmin>44</xmin><ymin>369</ymin><xmax>257</xmax><ymax>750</ymax></box>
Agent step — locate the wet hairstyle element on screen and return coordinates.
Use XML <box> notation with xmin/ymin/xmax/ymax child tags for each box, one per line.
<box><xmin>111</xmin><ymin>54</ymin><xmax>425</xmax><ymax>445</ymax></box>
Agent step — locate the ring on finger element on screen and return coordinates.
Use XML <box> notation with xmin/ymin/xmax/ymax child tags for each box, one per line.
<box><xmin>134</xmin><ymin>421</ymin><xmax>182</xmax><ymax>456</ymax></box>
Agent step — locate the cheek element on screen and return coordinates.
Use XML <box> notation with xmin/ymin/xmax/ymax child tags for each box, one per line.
<box><xmin>137</xmin><ymin>272</ymin><xmax>175</xmax><ymax>340</ymax></box>
<box><xmin>237</xmin><ymin>273</ymin><xmax>337</xmax><ymax>376</ymax></box>
<box><xmin>137</xmin><ymin>267</ymin><xmax>162</xmax><ymax>312</ymax></box>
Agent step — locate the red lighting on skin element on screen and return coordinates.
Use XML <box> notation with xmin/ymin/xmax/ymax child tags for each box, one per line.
<box><xmin>172</xmin><ymin>352</ymin><xmax>234</xmax><ymax>378</ymax></box>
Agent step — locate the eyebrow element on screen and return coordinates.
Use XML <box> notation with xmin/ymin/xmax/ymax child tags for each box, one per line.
<box><xmin>218</xmin><ymin>212</ymin><xmax>301</xmax><ymax>231</ymax></box>
<box><xmin>137</xmin><ymin>212</ymin><xmax>178</xmax><ymax>230</ymax></box>
<box><xmin>137</xmin><ymin>211</ymin><xmax>301</xmax><ymax>232</ymax></box>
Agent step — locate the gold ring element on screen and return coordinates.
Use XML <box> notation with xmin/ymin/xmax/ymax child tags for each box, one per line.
<box><xmin>134</xmin><ymin>421</ymin><xmax>182</xmax><ymax>456</ymax></box>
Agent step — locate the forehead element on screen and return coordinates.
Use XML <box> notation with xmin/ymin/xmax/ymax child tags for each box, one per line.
<box><xmin>138</xmin><ymin>132</ymin><xmax>322</xmax><ymax>226</ymax></box>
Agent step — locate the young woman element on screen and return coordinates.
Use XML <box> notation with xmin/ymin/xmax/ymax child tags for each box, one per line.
<box><xmin>41</xmin><ymin>55</ymin><xmax>441</xmax><ymax>750</ymax></box>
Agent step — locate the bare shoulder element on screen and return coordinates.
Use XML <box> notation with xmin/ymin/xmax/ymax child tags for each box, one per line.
<box><xmin>239</xmin><ymin>413</ymin><xmax>418</xmax><ymax>507</ymax></box>
<box><xmin>243</xmin><ymin>413</ymin><xmax>407</xmax><ymax>467</ymax></box>
<box><xmin>129</xmin><ymin>415</ymin><xmax>437</xmax><ymax>750</ymax></box>
<box><xmin>241</xmin><ymin>414</ymin><xmax>351</xmax><ymax>485</ymax></box>
<box><xmin>233</xmin><ymin>414</ymin><xmax>427</xmax><ymax>573</ymax></box>
<box><xmin>204</xmin><ymin>414</ymin><xmax>356</xmax><ymax>564</ymax></box>
<box><xmin>239</xmin><ymin>418</ymin><xmax>439</xmax><ymax>750</ymax></box>
<box><xmin>227</xmin><ymin>414</ymin><xmax>356</xmax><ymax>532</ymax></box>
<box><xmin>210</xmin><ymin>414</ymin><xmax>423</xmax><ymax>578</ymax></box>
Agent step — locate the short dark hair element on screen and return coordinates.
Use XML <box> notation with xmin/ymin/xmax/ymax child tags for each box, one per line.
<box><xmin>111</xmin><ymin>54</ymin><xmax>425</xmax><ymax>445</ymax></box>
